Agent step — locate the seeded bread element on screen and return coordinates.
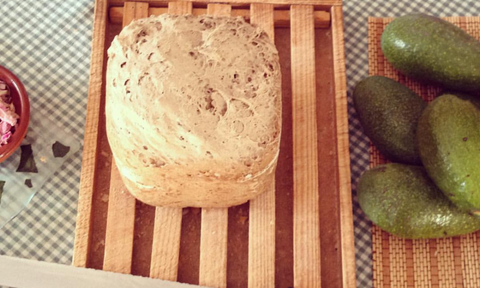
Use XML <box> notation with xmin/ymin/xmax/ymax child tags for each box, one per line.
<box><xmin>105</xmin><ymin>14</ymin><xmax>282</xmax><ymax>207</ymax></box>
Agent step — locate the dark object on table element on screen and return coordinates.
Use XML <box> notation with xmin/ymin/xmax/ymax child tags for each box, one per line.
<box><xmin>417</xmin><ymin>92</ymin><xmax>480</xmax><ymax>213</ymax></box>
<box><xmin>24</xmin><ymin>179</ymin><xmax>32</xmax><ymax>188</ymax></box>
<box><xmin>353</xmin><ymin>75</ymin><xmax>426</xmax><ymax>164</ymax></box>
<box><xmin>52</xmin><ymin>141</ymin><xmax>70</xmax><ymax>158</ymax></box>
<box><xmin>381</xmin><ymin>13</ymin><xmax>480</xmax><ymax>92</ymax></box>
<box><xmin>0</xmin><ymin>180</ymin><xmax>4</xmax><ymax>204</ymax></box>
<box><xmin>358</xmin><ymin>163</ymin><xmax>480</xmax><ymax>239</ymax></box>
<box><xmin>0</xmin><ymin>65</ymin><xmax>30</xmax><ymax>164</ymax></box>
<box><xmin>16</xmin><ymin>144</ymin><xmax>38</xmax><ymax>173</ymax></box>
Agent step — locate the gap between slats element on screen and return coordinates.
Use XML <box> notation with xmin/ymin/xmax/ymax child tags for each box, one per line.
<box><xmin>109</xmin><ymin>6</ymin><xmax>331</xmax><ymax>28</ymax></box>
<box><xmin>290</xmin><ymin>4</ymin><xmax>321</xmax><ymax>288</ymax></box>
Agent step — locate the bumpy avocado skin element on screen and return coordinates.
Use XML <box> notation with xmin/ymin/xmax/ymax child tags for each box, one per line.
<box><xmin>353</xmin><ymin>76</ymin><xmax>426</xmax><ymax>164</ymax></box>
<box><xmin>417</xmin><ymin>93</ymin><xmax>480</xmax><ymax>213</ymax></box>
<box><xmin>381</xmin><ymin>13</ymin><xmax>480</xmax><ymax>92</ymax></box>
<box><xmin>358</xmin><ymin>164</ymin><xmax>480</xmax><ymax>239</ymax></box>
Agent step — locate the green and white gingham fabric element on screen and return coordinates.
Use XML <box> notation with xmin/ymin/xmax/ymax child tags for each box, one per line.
<box><xmin>1</xmin><ymin>0</ymin><xmax>480</xmax><ymax>287</ymax></box>
<box><xmin>0</xmin><ymin>0</ymin><xmax>94</xmax><ymax>265</ymax></box>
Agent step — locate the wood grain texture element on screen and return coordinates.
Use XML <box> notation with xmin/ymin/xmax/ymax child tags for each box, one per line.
<box><xmin>122</xmin><ymin>1</ymin><xmax>149</xmax><ymax>25</ymax></box>
<box><xmin>103</xmin><ymin>162</ymin><xmax>136</xmax><ymax>273</ymax></box>
<box><xmin>197</xmin><ymin>6</ymin><xmax>230</xmax><ymax>288</ymax></box>
<box><xmin>108</xmin><ymin>0</ymin><xmax>342</xmax><ymax>8</ymax></box>
<box><xmin>77</xmin><ymin>1</ymin><xmax>356</xmax><ymax>286</ymax></box>
<box><xmin>150</xmin><ymin>207</ymin><xmax>183</xmax><ymax>280</ymax></box>
<box><xmin>331</xmin><ymin>5</ymin><xmax>357</xmax><ymax>288</ymax></box>
<box><xmin>148</xmin><ymin>1</ymin><xmax>190</xmax><ymax>282</ymax></box>
<box><xmin>102</xmin><ymin>2</ymin><xmax>149</xmax><ymax>274</ymax></box>
<box><xmin>247</xmin><ymin>4</ymin><xmax>276</xmax><ymax>288</ymax></box>
<box><xmin>199</xmin><ymin>208</ymin><xmax>229</xmax><ymax>288</ymax></box>
<box><xmin>85</xmin><ymin>21</ymin><xmax>124</xmax><ymax>272</ymax></box>
<box><xmin>290</xmin><ymin>5</ymin><xmax>321</xmax><ymax>288</ymax></box>
<box><xmin>167</xmin><ymin>1</ymin><xmax>192</xmax><ymax>14</ymax></box>
<box><xmin>73</xmin><ymin>0</ymin><xmax>108</xmax><ymax>268</ymax></box>
<box><xmin>206</xmin><ymin>3</ymin><xmax>231</xmax><ymax>16</ymax></box>
<box><xmin>109</xmin><ymin>7</ymin><xmax>331</xmax><ymax>28</ymax></box>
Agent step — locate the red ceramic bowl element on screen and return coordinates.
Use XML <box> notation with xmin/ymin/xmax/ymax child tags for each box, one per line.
<box><xmin>0</xmin><ymin>65</ymin><xmax>30</xmax><ymax>163</ymax></box>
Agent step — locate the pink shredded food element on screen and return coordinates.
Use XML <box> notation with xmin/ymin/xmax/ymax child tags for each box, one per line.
<box><xmin>0</xmin><ymin>80</ymin><xmax>19</xmax><ymax>145</ymax></box>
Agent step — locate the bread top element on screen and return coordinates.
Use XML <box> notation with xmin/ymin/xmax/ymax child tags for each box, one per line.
<box><xmin>106</xmin><ymin>14</ymin><xmax>281</xmax><ymax>180</ymax></box>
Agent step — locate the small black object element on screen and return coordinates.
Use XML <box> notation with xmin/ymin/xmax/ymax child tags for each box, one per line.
<box><xmin>52</xmin><ymin>141</ymin><xmax>70</xmax><ymax>158</ymax></box>
<box><xmin>25</xmin><ymin>179</ymin><xmax>32</xmax><ymax>188</ymax></box>
<box><xmin>16</xmin><ymin>144</ymin><xmax>38</xmax><ymax>173</ymax></box>
<box><xmin>0</xmin><ymin>181</ymin><xmax>4</xmax><ymax>204</ymax></box>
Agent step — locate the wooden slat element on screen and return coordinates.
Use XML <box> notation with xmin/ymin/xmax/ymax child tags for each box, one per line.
<box><xmin>248</xmin><ymin>2</ymin><xmax>276</xmax><ymax>38</ymax></box>
<box><xmin>148</xmin><ymin>1</ymin><xmax>190</xmax><ymax>281</ymax></box>
<box><xmin>72</xmin><ymin>0</ymin><xmax>108</xmax><ymax>268</ymax></box>
<box><xmin>122</xmin><ymin>1</ymin><xmax>149</xmax><ymax>25</ymax></box>
<box><xmin>108</xmin><ymin>0</ymin><xmax>342</xmax><ymax>9</ymax></box>
<box><xmin>167</xmin><ymin>1</ymin><xmax>192</xmax><ymax>14</ymax></box>
<box><xmin>331</xmin><ymin>5</ymin><xmax>357</xmax><ymax>288</ymax></box>
<box><xmin>199</xmin><ymin>208</ymin><xmax>228</xmax><ymax>288</ymax></box>
<box><xmin>290</xmin><ymin>5</ymin><xmax>321</xmax><ymax>288</ymax></box>
<box><xmin>150</xmin><ymin>207</ymin><xmax>183</xmax><ymax>280</ymax></box>
<box><xmin>248</xmin><ymin>184</ymin><xmax>276</xmax><ymax>288</ymax></box>
<box><xmin>102</xmin><ymin>2</ymin><xmax>149</xmax><ymax>274</ymax></box>
<box><xmin>247</xmin><ymin>4</ymin><xmax>276</xmax><ymax>288</ymax></box>
<box><xmin>198</xmin><ymin>6</ymin><xmax>230</xmax><ymax>288</ymax></box>
<box><xmin>206</xmin><ymin>3</ymin><xmax>231</xmax><ymax>16</ymax></box>
<box><xmin>103</xmin><ymin>162</ymin><xmax>136</xmax><ymax>273</ymax></box>
<box><xmin>109</xmin><ymin>7</ymin><xmax>331</xmax><ymax>28</ymax></box>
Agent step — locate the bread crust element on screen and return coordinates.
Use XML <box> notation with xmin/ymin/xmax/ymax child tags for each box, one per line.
<box><xmin>106</xmin><ymin>14</ymin><xmax>282</xmax><ymax>207</ymax></box>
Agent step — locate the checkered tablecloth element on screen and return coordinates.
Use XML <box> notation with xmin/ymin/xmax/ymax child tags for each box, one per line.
<box><xmin>0</xmin><ymin>0</ymin><xmax>479</xmax><ymax>287</ymax></box>
<box><xmin>0</xmin><ymin>0</ymin><xmax>94</xmax><ymax>265</ymax></box>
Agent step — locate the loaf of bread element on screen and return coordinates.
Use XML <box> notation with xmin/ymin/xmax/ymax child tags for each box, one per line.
<box><xmin>105</xmin><ymin>14</ymin><xmax>282</xmax><ymax>207</ymax></box>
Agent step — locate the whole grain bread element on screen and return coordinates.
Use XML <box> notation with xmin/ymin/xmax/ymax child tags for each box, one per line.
<box><xmin>106</xmin><ymin>14</ymin><xmax>282</xmax><ymax>207</ymax></box>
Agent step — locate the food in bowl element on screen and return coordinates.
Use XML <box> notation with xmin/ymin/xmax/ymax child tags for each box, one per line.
<box><xmin>0</xmin><ymin>79</ymin><xmax>19</xmax><ymax>145</ymax></box>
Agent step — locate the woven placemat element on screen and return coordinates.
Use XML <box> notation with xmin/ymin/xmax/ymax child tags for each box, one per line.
<box><xmin>368</xmin><ymin>16</ymin><xmax>480</xmax><ymax>288</ymax></box>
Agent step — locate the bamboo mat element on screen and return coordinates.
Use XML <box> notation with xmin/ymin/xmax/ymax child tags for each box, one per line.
<box><xmin>368</xmin><ymin>16</ymin><xmax>480</xmax><ymax>288</ymax></box>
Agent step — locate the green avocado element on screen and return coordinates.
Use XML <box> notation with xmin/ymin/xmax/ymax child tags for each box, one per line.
<box><xmin>353</xmin><ymin>76</ymin><xmax>426</xmax><ymax>164</ymax></box>
<box><xmin>417</xmin><ymin>92</ymin><xmax>480</xmax><ymax>213</ymax></box>
<box><xmin>381</xmin><ymin>13</ymin><xmax>480</xmax><ymax>92</ymax></box>
<box><xmin>358</xmin><ymin>164</ymin><xmax>480</xmax><ymax>239</ymax></box>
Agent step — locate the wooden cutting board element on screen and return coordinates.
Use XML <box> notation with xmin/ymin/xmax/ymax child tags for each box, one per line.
<box><xmin>73</xmin><ymin>1</ymin><xmax>356</xmax><ymax>287</ymax></box>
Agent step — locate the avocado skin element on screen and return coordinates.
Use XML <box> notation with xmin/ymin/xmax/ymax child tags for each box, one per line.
<box><xmin>417</xmin><ymin>93</ymin><xmax>480</xmax><ymax>213</ymax></box>
<box><xmin>353</xmin><ymin>76</ymin><xmax>426</xmax><ymax>164</ymax></box>
<box><xmin>358</xmin><ymin>164</ymin><xmax>480</xmax><ymax>239</ymax></box>
<box><xmin>381</xmin><ymin>13</ymin><xmax>480</xmax><ymax>92</ymax></box>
